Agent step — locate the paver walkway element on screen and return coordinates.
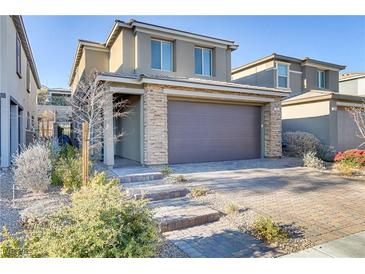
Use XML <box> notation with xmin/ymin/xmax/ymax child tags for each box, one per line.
<box><xmin>283</xmin><ymin>231</ymin><xmax>365</xmax><ymax>258</ymax></box>
<box><xmin>118</xmin><ymin>158</ymin><xmax>365</xmax><ymax>257</ymax></box>
<box><xmin>169</xmin><ymin>158</ymin><xmax>365</xmax><ymax>247</ymax></box>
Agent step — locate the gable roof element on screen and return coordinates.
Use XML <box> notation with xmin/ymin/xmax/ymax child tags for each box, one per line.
<box><xmin>232</xmin><ymin>53</ymin><xmax>346</xmax><ymax>74</ymax></box>
<box><xmin>11</xmin><ymin>16</ymin><xmax>41</xmax><ymax>89</ymax></box>
<box><xmin>69</xmin><ymin>19</ymin><xmax>238</xmax><ymax>86</ymax></box>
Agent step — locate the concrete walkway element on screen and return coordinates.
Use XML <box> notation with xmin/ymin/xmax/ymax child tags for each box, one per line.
<box><xmin>283</xmin><ymin>231</ymin><xmax>365</xmax><ymax>258</ymax></box>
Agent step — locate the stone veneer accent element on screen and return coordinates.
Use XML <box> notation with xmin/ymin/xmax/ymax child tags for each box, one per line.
<box><xmin>143</xmin><ymin>84</ymin><xmax>168</xmax><ymax>165</ymax></box>
<box><xmin>263</xmin><ymin>100</ymin><xmax>282</xmax><ymax>157</ymax></box>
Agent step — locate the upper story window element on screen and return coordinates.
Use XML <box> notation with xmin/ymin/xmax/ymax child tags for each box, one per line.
<box><xmin>317</xmin><ymin>70</ymin><xmax>326</xmax><ymax>89</ymax></box>
<box><xmin>26</xmin><ymin>63</ymin><xmax>30</xmax><ymax>93</ymax></box>
<box><xmin>151</xmin><ymin>39</ymin><xmax>173</xmax><ymax>71</ymax></box>
<box><xmin>195</xmin><ymin>47</ymin><xmax>212</xmax><ymax>76</ymax></box>
<box><xmin>16</xmin><ymin>34</ymin><xmax>22</xmax><ymax>78</ymax></box>
<box><xmin>277</xmin><ymin>63</ymin><xmax>289</xmax><ymax>88</ymax></box>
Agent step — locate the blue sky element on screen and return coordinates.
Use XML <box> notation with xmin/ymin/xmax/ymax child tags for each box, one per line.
<box><xmin>23</xmin><ymin>16</ymin><xmax>365</xmax><ymax>88</ymax></box>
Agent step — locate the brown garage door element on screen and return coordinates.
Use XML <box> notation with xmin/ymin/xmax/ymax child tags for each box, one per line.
<box><xmin>168</xmin><ymin>100</ymin><xmax>262</xmax><ymax>164</ymax></box>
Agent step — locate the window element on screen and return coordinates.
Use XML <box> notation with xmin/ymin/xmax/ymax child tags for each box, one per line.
<box><xmin>151</xmin><ymin>39</ymin><xmax>173</xmax><ymax>71</ymax></box>
<box><xmin>26</xmin><ymin>63</ymin><xmax>30</xmax><ymax>92</ymax></box>
<box><xmin>277</xmin><ymin>63</ymin><xmax>289</xmax><ymax>88</ymax></box>
<box><xmin>16</xmin><ymin>34</ymin><xmax>21</xmax><ymax>77</ymax></box>
<box><xmin>195</xmin><ymin>47</ymin><xmax>212</xmax><ymax>76</ymax></box>
<box><xmin>317</xmin><ymin>70</ymin><xmax>326</xmax><ymax>89</ymax></box>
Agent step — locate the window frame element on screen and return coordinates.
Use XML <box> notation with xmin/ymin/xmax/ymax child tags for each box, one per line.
<box><xmin>194</xmin><ymin>47</ymin><xmax>213</xmax><ymax>77</ymax></box>
<box><xmin>276</xmin><ymin>62</ymin><xmax>290</xmax><ymax>89</ymax></box>
<box><xmin>151</xmin><ymin>39</ymin><xmax>173</xmax><ymax>72</ymax></box>
<box><xmin>317</xmin><ymin>70</ymin><xmax>326</xmax><ymax>89</ymax></box>
<box><xmin>16</xmin><ymin>34</ymin><xmax>22</xmax><ymax>78</ymax></box>
<box><xmin>26</xmin><ymin>62</ymin><xmax>30</xmax><ymax>93</ymax></box>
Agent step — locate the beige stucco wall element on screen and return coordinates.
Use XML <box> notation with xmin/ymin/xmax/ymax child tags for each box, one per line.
<box><xmin>282</xmin><ymin>100</ymin><xmax>332</xmax><ymax>145</ymax></box>
<box><xmin>109</xmin><ymin>28</ymin><xmax>232</xmax><ymax>82</ymax></box>
<box><xmin>0</xmin><ymin>16</ymin><xmax>38</xmax><ymax>167</ymax></box>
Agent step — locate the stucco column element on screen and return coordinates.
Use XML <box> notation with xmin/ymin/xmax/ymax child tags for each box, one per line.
<box><xmin>103</xmin><ymin>92</ymin><xmax>114</xmax><ymax>167</ymax></box>
<box><xmin>10</xmin><ymin>103</ymin><xmax>19</xmax><ymax>157</ymax></box>
<box><xmin>143</xmin><ymin>84</ymin><xmax>168</xmax><ymax>165</ymax></box>
<box><xmin>263</xmin><ymin>99</ymin><xmax>282</xmax><ymax>158</ymax></box>
<box><xmin>1</xmin><ymin>95</ymin><xmax>10</xmax><ymax>167</ymax></box>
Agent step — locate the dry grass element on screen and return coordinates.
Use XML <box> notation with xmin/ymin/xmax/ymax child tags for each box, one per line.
<box><xmin>250</xmin><ymin>217</ymin><xmax>289</xmax><ymax>244</ymax></box>
<box><xmin>335</xmin><ymin>162</ymin><xmax>356</xmax><ymax>177</ymax></box>
<box><xmin>189</xmin><ymin>187</ymin><xmax>208</xmax><ymax>198</ymax></box>
<box><xmin>224</xmin><ymin>202</ymin><xmax>239</xmax><ymax>215</ymax></box>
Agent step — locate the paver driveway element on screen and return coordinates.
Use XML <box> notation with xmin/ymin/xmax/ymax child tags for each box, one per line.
<box><xmin>171</xmin><ymin>158</ymin><xmax>365</xmax><ymax>246</ymax></box>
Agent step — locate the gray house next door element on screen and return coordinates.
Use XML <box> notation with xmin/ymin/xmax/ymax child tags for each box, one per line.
<box><xmin>167</xmin><ymin>100</ymin><xmax>261</xmax><ymax>164</ymax></box>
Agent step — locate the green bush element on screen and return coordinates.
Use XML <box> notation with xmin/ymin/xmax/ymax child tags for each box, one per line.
<box><xmin>1</xmin><ymin>172</ymin><xmax>159</xmax><ymax>258</ymax></box>
<box><xmin>0</xmin><ymin>227</ymin><xmax>23</xmax><ymax>258</ymax></box>
<box><xmin>250</xmin><ymin>217</ymin><xmax>288</xmax><ymax>244</ymax></box>
<box><xmin>316</xmin><ymin>144</ymin><xmax>336</xmax><ymax>162</ymax></box>
<box><xmin>51</xmin><ymin>145</ymin><xmax>85</xmax><ymax>192</ymax></box>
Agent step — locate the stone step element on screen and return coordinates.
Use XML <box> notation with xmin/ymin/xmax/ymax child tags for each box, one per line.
<box><xmin>126</xmin><ymin>184</ymin><xmax>190</xmax><ymax>201</ymax></box>
<box><xmin>150</xmin><ymin>197</ymin><xmax>221</xmax><ymax>233</ymax></box>
<box><xmin>119</xmin><ymin>172</ymin><xmax>163</xmax><ymax>183</ymax></box>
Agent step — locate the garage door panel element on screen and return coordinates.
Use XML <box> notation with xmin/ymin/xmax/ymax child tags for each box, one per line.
<box><xmin>168</xmin><ymin>100</ymin><xmax>261</xmax><ymax>164</ymax></box>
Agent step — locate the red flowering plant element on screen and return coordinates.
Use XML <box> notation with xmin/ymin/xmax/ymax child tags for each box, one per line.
<box><xmin>334</xmin><ymin>149</ymin><xmax>365</xmax><ymax>168</ymax></box>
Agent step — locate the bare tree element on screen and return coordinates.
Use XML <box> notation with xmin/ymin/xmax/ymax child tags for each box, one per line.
<box><xmin>347</xmin><ymin>103</ymin><xmax>365</xmax><ymax>148</ymax></box>
<box><xmin>69</xmin><ymin>70</ymin><xmax>129</xmax><ymax>159</ymax></box>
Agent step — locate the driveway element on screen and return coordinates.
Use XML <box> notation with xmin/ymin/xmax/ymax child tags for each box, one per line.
<box><xmin>171</xmin><ymin>157</ymin><xmax>365</xmax><ymax>247</ymax></box>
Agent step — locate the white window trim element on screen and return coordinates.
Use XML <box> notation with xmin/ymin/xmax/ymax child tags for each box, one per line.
<box><xmin>317</xmin><ymin>70</ymin><xmax>326</xmax><ymax>89</ymax></box>
<box><xmin>195</xmin><ymin>47</ymin><xmax>213</xmax><ymax>77</ymax></box>
<box><xmin>151</xmin><ymin>39</ymin><xmax>173</xmax><ymax>72</ymax></box>
<box><xmin>276</xmin><ymin>62</ymin><xmax>290</xmax><ymax>89</ymax></box>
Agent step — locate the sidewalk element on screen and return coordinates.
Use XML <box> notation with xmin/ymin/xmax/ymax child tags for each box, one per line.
<box><xmin>283</xmin><ymin>231</ymin><xmax>365</xmax><ymax>258</ymax></box>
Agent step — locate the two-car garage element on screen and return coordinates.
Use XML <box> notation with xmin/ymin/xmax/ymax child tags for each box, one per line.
<box><xmin>167</xmin><ymin>100</ymin><xmax>262</xmax><ymax>164</ymax></box>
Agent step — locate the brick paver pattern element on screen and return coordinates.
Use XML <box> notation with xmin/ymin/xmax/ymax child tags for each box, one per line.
<box><xmin>175</xmin><ymin>159</ymin><xmax>365</xmax><ymax>246</ymax></box>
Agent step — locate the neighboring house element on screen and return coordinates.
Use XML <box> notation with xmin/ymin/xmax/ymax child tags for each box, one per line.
<box><xmin>339</xmin><ymin>73</ymin><xmax>365</xmax><ymax>96</ymax></box>
<box><xmin>0</xmin><ymin>16</ymin><xmax>41</xmax><ymax>168</ymax></box>
<box><xmin>232</xmin><ymin>53</ymin><xmax>364</xmax><ymax>151</ymax></box>
<box><xmin>37</xmin><ymin>87</ymin><xmax>72</xmax><ymax>139</ymax></box>
<box><xmin>69</xmin><ymin>20</ymin><xmax>289</xmax><ymax>167</ymax></box>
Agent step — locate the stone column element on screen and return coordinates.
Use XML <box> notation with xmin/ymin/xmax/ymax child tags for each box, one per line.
<box><xmin>143</xmin><ymin>84</ymin><xmax>168</xmax><ymax>165</ymax></box>
<box><xmin>263</xmin><ymin>99</ymin><xmax>282</xmax><ymax>158</ymax></box>
<box><xmin>103</xmin><ymin>92</ymin><xmax>114</xmax><ymax>167</ymax></box>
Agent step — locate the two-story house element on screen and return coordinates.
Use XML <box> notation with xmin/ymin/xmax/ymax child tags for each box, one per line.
<box><xmin>0</xmin><ymin>16</ymin><xmax>41</xmax><ymax>168</ymax></box>
<box><xmin>232</xmin><ymin>53</ymin><xmax>364</xmax><ymax>151</ymax></box>
<box><xmin>37</xmin><ymin>87</ymin><xmax>72</xmax><ymax>139</ymax></box>
<box><xmin>69</xmin><ymin>20</ymin><xmax>289</xmax><ymax>167</ymax></box>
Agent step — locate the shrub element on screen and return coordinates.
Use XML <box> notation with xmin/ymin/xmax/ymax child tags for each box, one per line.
<box><xmin>303</xmin><ymin>151</ymin><xmax>325</xmax><ymax>170</ymax></box>
<box><xmin>316</xmin><ymin>144</ymin><xmax>336</xmax><ymax>162</ymax></box>
<box><xmin>160</xmin><ymin>166</ymin><xmax>173</xmax><ymax>177</ymax></box>
<box><xmin>334</xmin><ymin>149</ymin><xmax>365</xmax><ymax>168</ymax></box>
<box><xmin>4</xmin><ymin>172</ymin><xmax>159</xmax><ymax>258</ymax></box>
<box><xmin>250</xmin><ymin>217</ymin><xmax>288</xmax><ymax>244</ymax></box>
<box><xmin>335</xmin><ymin>162</ymin><xmax>355</xmax><ymax>177</ymax></box>
<box><xmin>283</xmin><ymin>131</ymin><xmax>320</xmax><ymax>157</ymax></box>
<box><xmin>52</xmin><ymin>145</ymin><xmax>85</xmax><ymax>192</ymax></box>
<box><xmin>190</xmin><ymin>187</ymin><xmax>208</xmax><ymax>198</ymax></box>
<box><xmin>0</xmin><ymin>227</ymin><xmax>23</xmax><ymax>258</ymax></box>
<box><xmin>174</xmin><ymin>175</ymin><xmax>188</xmax><ymax>183</ymax></box>
<box><xmin>224</xmin><ymin>202</ymin><xmax>239</xmax><ymax>214</ymax></box>
<box><xmin>12</xmin><ymin>142</ymin><xmax>52</xmax><ymax>193</ymax></box>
